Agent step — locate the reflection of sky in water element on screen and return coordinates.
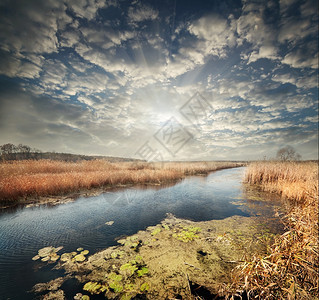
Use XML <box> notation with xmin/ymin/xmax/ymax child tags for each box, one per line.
<box><xmin>0</xmin><ymin>167</ymin><xmax>280</xmax><ymax>300</ymax></box>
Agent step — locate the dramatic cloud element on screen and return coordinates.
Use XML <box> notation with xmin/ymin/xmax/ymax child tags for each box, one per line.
<box><xmin>0</xmin><ymin>0</ymin><xmax>317</xmax><ymax>160</ymax></box>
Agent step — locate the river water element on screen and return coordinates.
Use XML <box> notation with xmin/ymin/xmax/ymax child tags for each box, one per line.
<box><xmin>0</xmin><ymin>167</ymin><xmax>281</xmax><ymax>299</ymax></box>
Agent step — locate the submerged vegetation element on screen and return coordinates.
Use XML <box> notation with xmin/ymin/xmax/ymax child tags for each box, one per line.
<box><xmin>33</xmin><ymin>214</ymin><xmax>280</xmax><ymax>299</ymax></box>
<box><xmin>228</xmin><ymin>161</ymin><xmax>319</xmax><ymax>299</ymax></box>
<box><xmin>0</xmin><ymin>159</ymin><xmax>243</xmax><ymax>205</ymax></box>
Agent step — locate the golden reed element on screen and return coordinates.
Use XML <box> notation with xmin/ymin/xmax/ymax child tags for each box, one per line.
<box><xmin>227</xmin><ymin>161</ymin><xmax>318</xmax><ymax>299</ymax></box>
<box><xmin>0</xmin><ymin>160</ymin><xmax>242</xmax><ymax>202</ymax></box>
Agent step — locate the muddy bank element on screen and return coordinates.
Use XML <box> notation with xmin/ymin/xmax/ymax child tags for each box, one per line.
<box><xmin>33</xmin><ymin>213</ymin><xmax>282</xmax><ymax>300</ymax></box>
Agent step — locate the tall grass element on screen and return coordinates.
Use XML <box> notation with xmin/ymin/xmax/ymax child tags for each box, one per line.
<box><xmin>228</xmin><ymin>161</ymin><xmax>318</xmax><ymax>299</ymax></box>
<box><xmin>0</xmin><ymin>160</ymin><xmax>242</xmax><ymax>203</ymax></box>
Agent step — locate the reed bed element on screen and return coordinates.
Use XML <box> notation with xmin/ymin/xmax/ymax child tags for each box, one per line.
<box><xmin>0</xmin><ymin>159</ymin><xmax>242</xmax><ymax>203</ymax></box>
<box><xmin>227</xmin><ymin>161</ymin><xmax>318</xmax><ymax>299</ymax></box>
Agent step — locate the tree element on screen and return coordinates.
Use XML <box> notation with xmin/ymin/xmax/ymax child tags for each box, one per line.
<box><xmin>276</xmin><ymin>146</ymin><xmax>301</xmax><ymax>161</ymax></box>
<box><xmin>18</xmin><ymin>144</ymin><xmax>31</xmax><ymax>153</ymax></box>
<box><xmin>0</xmin><ymin>143</ymin><xmax>18</xmax><ymax>160</ymax></box>
<box><xmin>1</xmin><ymin>143</ymin><xmax>17</xmax><ymax>154</ymax></box>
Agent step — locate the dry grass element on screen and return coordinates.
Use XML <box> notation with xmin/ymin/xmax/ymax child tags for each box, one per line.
<box><xmin>0</xmin><ymin>159</ymin><xmax>242</xmax><ymax>203</ymax></box>
<box><xmin>226</xmin><ymin>161</ymin><xmax>318</xmax><ymax>299</ymax></box>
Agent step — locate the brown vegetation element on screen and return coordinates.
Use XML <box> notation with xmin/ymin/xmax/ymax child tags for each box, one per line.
<box><xmin>0</xmin><ymin>160</ymin><xmax>242</xmax><ymax>204</ymax></box>
<box><xmin>228</xmin><ymin>161</ymin><xmax>318</xmax><ymax>299</ymax></box>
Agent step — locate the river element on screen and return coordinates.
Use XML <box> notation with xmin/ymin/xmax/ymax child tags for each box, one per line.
<box><xmin>0</xmin><ymin>167</ymin><xmax>282</xmax><ymax>299</ymax></box>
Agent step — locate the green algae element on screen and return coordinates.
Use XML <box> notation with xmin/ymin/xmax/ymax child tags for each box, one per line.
<box><xmin>117</xmin><ymin>236</ymin><xmax>140</xmax><ymax>249</ymax></box>
<box><xmin>173</xmin><ymin>226</ymin><xmax>201</xmax><ymax>242</ymax></box>
<box><xmin>120</xmin><ymin>263</ymin><xmax>138</xmax><ymax>275</ymax></box>
<box><xmin>109</xmin><ymin>281</ymin><xmax>123</xmax><ymax>293</ymax></box>
<box><xmin>83</xmin><ymin>281</ymin><xmax>108</xmax><ymax>294</ymax></box>
<box><xmin>111</xmin><ymin>250</ymin><xmax>125</xmax><ymax>259</ymax></box>
<box><xmin>140</xmin><ymin>282</ymin><xmax>150</xmax><ymax>292</ymax></box>
<box><xmin>162</xmin><ymin>224</ymin><xmax>170</xmax><ymax>230</ymax></box>
<box><xmin>137</xmin><ymin>267</ymin><xmax>149</xmax><ymax>277</ymax></box>
<box><xmin>151</xmin><ymin>228</ymin><xmax>161</xmax><ymax>236</ymax></box>
<box><xmin>36</xmin><ymin>214</ymin><xmax>283</xmax><ymax>299</ymax></box>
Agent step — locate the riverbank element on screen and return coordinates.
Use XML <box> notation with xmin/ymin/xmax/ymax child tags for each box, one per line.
<box><xmin>0</xmin><ymin>160</ymin><xmax>244</xmax><ymax>208</ymax></box>
<box><xmin>229</xmin><ymin>161</ymin><xmax>318</xmax><ymax>299</ymax></box>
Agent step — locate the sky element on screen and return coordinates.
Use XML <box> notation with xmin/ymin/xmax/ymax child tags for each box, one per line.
<box><xmin>0</xmin><ymin>0</ymin><xmax>318</xmax><ymax>161</ymax></box>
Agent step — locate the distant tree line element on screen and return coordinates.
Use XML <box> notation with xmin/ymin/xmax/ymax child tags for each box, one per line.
<box><xmin>0</xmin><ymin>143</ymin><xmax>141</xmax><ymax>162</ymax></box>
<box><xmin>0</xmin><ymin>143</ymin><xmax>42</xmax><ymax>161</ymax></box>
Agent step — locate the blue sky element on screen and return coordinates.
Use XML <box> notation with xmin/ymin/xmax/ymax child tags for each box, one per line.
<box><xmin>0</xmin><ymin>0</ymin><xmax>318</xmax><ymax>160</ymax></box>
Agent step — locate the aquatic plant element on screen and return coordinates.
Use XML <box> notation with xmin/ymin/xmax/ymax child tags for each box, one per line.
<box><xmin>111</xmin><ymin>250</ymin><xmax>125</xmax><ymax>259</ymax></box>
<box><xmin>120</xmin><ymin>263</ymin><xmax>138</xmax><ymax>275</ymax></box>
<box><xmin>162</xmin><ymin>224</ymin><xmax>170</xmax><ymax>230</ymax></box>
<box><xmin>151</xmin><ymin>228</ymin><xmax>161</xmax><ymax>236</ymax></box>
<box><xmin>107</xmin><ymin>272</ymin><xmax>123</xmax><ymax>292</ymax></box>
<box><xmin>41</xmin><ymin>256</ymin><xmax>50</xmax><ymax>262</ymax></box>
<box><xmin>60</xmin><ymin>253</ymin><xmax>72</xmax><ymax>262</ymax></box>
<box><xmin>105</xmin><ymin>221</ymin><xmax>114</xmax><ymax>225</ymax></box>
<box><xmin>74</xmin><ymin>254</ymin><xmax>86</xmax><ymax>262</ymax></box>
<box><xmin>33</xmin><ymin>246</ymin><xmax>64</xmax><ymax>262</ymax></box>
<box><xmin>108</xmin><ymin>272</ymin><xmax>123</xmax><ymax>282</ymax></box>
<box><xmin>38</xmin><ymin>246</ymin><xmax>55</xmax><ymax>257</ymax></box>
<box><xmin>173</xmin><ymin>226</ymin><xmax>201</xmax><ymax>242</ymax></box>
<box><xmin>50</xmin><ymin>254</ymin><xmax>60</xmax><ymax>261</ymax></box>
<box><xmin>81</xmin><ymin>255</ymin><xmax>151</xmax><ymax>299</ymax></box>
<box><xmin>83</xmin><ymin>281</ymin><xmax>108</xmax><ymax>294</ymax></box>
<box><xmin>137</xmin><ymin>267</ymin><xmax>149</xmax><ymax>277</ymax></box>
<box><xmin>140</xmin><ymin>282</ymin><xmax>150</xmax><ymax>292</ymax></box>
<box><xmin>109</xmin><ymin>281</ymin><xmax>123</xmax><ymax>292</ymax></box>
<box><xmin>81</xmin><ymin>250</ymin><xmax>89</xmax><ymax>255</ymax></box>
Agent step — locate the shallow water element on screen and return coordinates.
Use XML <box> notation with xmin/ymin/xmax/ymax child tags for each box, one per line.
<box><xmin>0</xmin><ymin>167</ymin><xmax>281</xmax><ymax>299</ymax></box>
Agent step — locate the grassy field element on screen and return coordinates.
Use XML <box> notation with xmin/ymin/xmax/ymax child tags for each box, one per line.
<box><xmin>0</xmin><ymin>159</ymin><xmax>243</xmax><ymax>204</ymax></box>
<box><xmin>230</xmin><ymin>161</ymin><xmax>318</xmax><ymax>299</ymax></box>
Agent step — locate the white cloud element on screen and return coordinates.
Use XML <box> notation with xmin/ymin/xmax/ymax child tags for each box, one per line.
<box><xmin>272</xmin><ymin>72</ymin><xmax>318</xmax><ymax>89</ymax></box>
<box><xmin>237</xmin><ymin>1</ymin><xmax>279</xmax><ymax>62</ymax></box>
<box><xmin>66</xmin><ymin>0</ymin><xmax>108</xmax><ymax>20</ymax></box>
<box><xmin>304</xmin><ymin>116</ymin><xmax>319</xmax><ymax>123</ymax></box>
<box><xmin>186</xmin><ymin>14</ymin><xmax>236</xmax><ymax>59</ymax></box>
<box><xmin>59</xmin><ymin>29</ymin><xmax>80</xmax><ymax>48</ymax></box>
<box><xmin>248</xmin><ymin>45</ymin><xmax>279</xmax><ymax>63</ymax></box>
<box><xmin>282</xmin><ymin>48</ymin><xmax>318</xmax><ymax>69</ymax></box>
<box><xmin>128</xmin><ymin>4</ymin><xmax>159</xmax><ymax>23</ymax></box>
<box><xmin>0</xmin><ymin>52</ymin><xmax>42</xmax><ymax>79</ymax></box>
<box><xmin>0</xmin><ymin>1</ymin><xmax>71</xmax><ymax>55</ymax></box>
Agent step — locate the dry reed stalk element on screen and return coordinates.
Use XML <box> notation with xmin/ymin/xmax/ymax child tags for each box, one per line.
<box><xmin>225</xmin><ymin>161</ymin><xmax>318</xmax><ymax>299</ymax></box>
